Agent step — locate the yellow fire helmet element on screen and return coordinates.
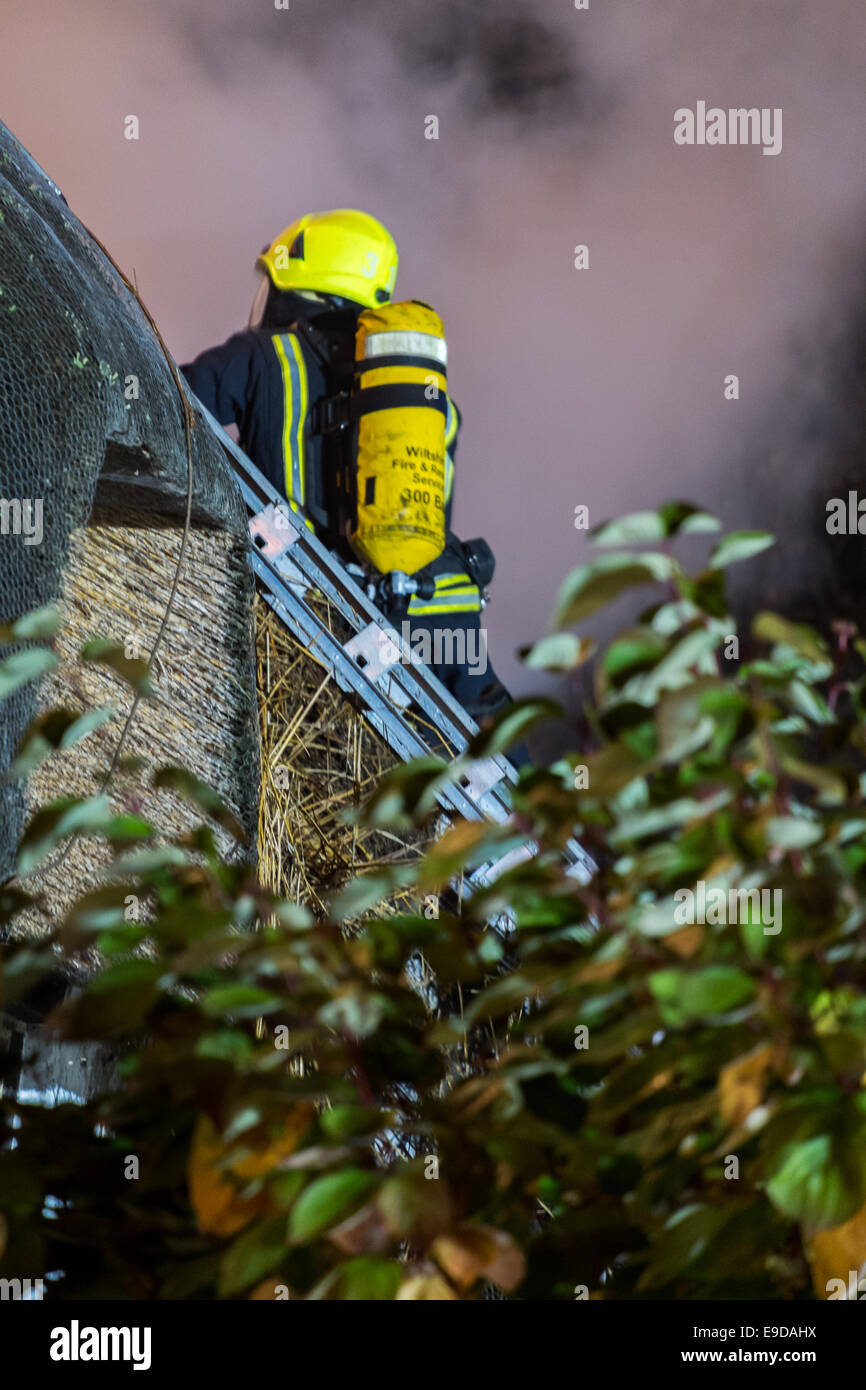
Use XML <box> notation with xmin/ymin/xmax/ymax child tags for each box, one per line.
<box><xmin>257</xmin><ymin>210</ymin><xmax>398</xmax><ymax>311</ymax></box>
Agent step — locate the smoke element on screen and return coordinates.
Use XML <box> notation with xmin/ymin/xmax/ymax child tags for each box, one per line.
<box><xmin>2</xmin><ymin>0</ymin><xmax>866</xmax><ymax>700</ymax></box>
<box><xmin>179</xmin><ymin>0</ymin><xmax>592</xmax><ymax>127</ymax></box>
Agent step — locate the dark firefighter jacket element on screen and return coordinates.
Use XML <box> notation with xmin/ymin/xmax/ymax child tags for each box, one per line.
<box><xmin>181</xmin><ymin>297</ymin><xmax>480</xmax><ymax>619</ymax></box>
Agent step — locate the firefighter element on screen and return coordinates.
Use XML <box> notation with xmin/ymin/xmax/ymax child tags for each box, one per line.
<box><xmin>181</xmin><ymin>209</ymin><xmax>512</xmax><ymax>722</ymax></box>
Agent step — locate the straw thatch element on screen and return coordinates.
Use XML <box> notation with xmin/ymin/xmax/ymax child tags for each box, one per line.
<box><xmin>13</xmin><ymin>507</ymin><xmax>258</xmax><ymax>938</ymax></box>
<box><xmin>254</xmin><ymin>595</ymin><xmax>431</xmax><ymax>915</ymax></box>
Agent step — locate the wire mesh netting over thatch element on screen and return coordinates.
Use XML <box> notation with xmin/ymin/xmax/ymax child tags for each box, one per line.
<box><xmin>14</xmin><ymin>507</ymin><xmax>258</xmax><ymax>939</ymax></box>
<box><xmin>255</xmin><ymin>595</ymin><xmax>431</xmax><ymax>915</ymax></box>
<box><xmin>0</xmin><ymin>119</ymin><xmax>254</xmax><ymax>877</ymax></box>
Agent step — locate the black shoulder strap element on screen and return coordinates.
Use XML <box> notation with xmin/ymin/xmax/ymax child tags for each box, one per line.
<box><xmin>291</xmin><ymin>313</ymin><xmax>356</xmax><ymax>376</ymax></box>
<box><xmin>290</xmin><ymin>316</ymin><xmax>357</xmax><ymax>437</ymax></box>
<box><xmin>291</xmin><ymin>317</ymin><xmax>336</xmax><ymax>370</ymax></box>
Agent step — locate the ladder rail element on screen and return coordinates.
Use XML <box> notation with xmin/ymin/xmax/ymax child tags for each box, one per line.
<box><xmin>185</xmin><ymin>392</ymin><xmax>596</xmax><ymax>887</ymax></box>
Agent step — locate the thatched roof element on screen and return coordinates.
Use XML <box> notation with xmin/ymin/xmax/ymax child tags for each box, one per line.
<box><xmin>0</xmin><ymin>119</ymin><xmax>256</xmax><ymax>875</ymax></box>
<box><xmin>14</xmin><ymin>506</ymin><xmax>258</xmax><ymax>936</ymax></box>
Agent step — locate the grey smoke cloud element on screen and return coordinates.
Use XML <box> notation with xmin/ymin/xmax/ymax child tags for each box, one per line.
<box><xmin>2</xmin><ymin>0</ymin><xmax>865</xmax><ymax>703</ymax></box>
<box><xmin>177</xmin><ymin>0</ymin><xmax>591</xmax><ymax>127</ymax></box>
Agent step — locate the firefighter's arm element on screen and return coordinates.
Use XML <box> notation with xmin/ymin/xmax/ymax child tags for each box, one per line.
<box><xmin>180</xmin><ymin>333</ymin><xmax>254</xmax><ymax>428</ymax></box>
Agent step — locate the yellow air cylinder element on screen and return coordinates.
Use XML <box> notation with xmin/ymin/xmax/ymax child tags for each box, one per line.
<box><xmin>350</xmin><ymin>300</ymin><xmax>448</xmax><ymax>576</ymax></box>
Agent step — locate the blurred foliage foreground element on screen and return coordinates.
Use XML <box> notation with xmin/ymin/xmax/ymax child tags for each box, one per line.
<box><xmin>4</xmin><ymin>502</ymin><xmax>866</xmax><ymax>1301</ymax></box>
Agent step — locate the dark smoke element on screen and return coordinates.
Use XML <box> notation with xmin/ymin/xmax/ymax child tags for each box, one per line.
<box><xmin>178</xmin><ymin>0</ymin><xmax>592</xmax><ymax>131</ymax></box>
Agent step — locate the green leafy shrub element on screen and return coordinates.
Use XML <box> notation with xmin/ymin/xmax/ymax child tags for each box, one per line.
<box><xmin>3</xmin><ymin>502</ymin><xmax>866</xmax><ymax>1300</ymax></box>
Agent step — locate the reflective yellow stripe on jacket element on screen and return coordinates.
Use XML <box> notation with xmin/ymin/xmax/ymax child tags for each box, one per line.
<box><xmin>407</xmin><ymin>571</ymin><xmax>481</xmax><ymax>616</ymax></box>
<box><xmin>272</xmin><ymin>332</ymin><xmax>308</xmax><ymax>507</ymax></box>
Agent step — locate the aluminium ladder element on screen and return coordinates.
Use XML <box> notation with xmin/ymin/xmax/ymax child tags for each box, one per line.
<box><xmin>187</xmin><ymin>394</ymin><xmax>595</xmax><ymax>892</ymax></box>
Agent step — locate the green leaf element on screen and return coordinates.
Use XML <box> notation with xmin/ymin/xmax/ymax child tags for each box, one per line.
<box><xmin>591</xmin><ymin>511</ymin><xmax>667</xmax><ymax>546</ymax></box>
<box><xmin>551</xmin><ymin>553</ymin><xmax>677</xmax><ymax>629</ymax></box>
<box><xmin>57</xmin><ymin>959</ymin><xmax>163</xmax><ymax>1036</ymax></box>
<box><xmin>328</xmin><ymin>869</ymin><xmax>413</xmax><ymax>921</ymax></box>
<box><xmin>219</xmin><ymin>1216</ymin><xmax>287</xmax><ymax>1297</ymax></box>
<box><xmin>592</xmin><ymin>505</ymin><xmax>721</xmax><ymax>547</ymax></box>
<box><xmin>655</xmin><ymin>681</ymin><xmax>720</xmax><ymax>762</ymax></box>
<box><xmin>582</xmin><ymin>743</ymin><xmax>650</xmax><ymax>798</ymax></box>
<box><xmin>709</xmin><ymin>531</ymin><xmax>775</xmax><ymax>569</ymax></box>
<box><xmin>683</xmin><ymin>567</ymin><xmax>729</xmax><ymax>619</ymax></box>
<box><xmin>87</xmin><ymin>958</ymin><xmax>163</xmax><ymax>994</ymax></box>
<box><xmin>12</xmin><ymin>704</ymin><xmax>117</xmax><ymax>775</ymax></box>
<box><xmin>308</xmin><ymin>1257</ymin><xmax>402</xmax><ymax>1301</ymax></box>
<box><xmin>522</xmin><ymin>632</ymin><xmax>594</xmax><ymax>671</ymax></box>
<box><xmin>17</xmin><ymin>795</ymin><xmax>116</xmax><ymax>872</ymax></box>
<box><xmin>103</xmin><ymin>813</ymin><xmax>154</xmax><ymax>843</ymax></box>
<box><xmin>649</xmin><ymin>599</ymin><xmax>703</xmax><ymax>635</ymax></box>
<box><xmin>378</xmin><ymin>1169</ymin><xmax>454</xmax><ymax>1241</ymax></box>
<box><xmin>317</xmin><ymin>988</ymin><xmax>387</xmax><ymax>1038</ymax></box>
<box><xmin>200</xmin><ymin>985</ymin><xmax>281</xmax><ymax>1018</ymax></box>
<box><xmin>637</xmin><ymin>1204</ymin><xmax>733</xmax><ymax>1291</ymax></box>
<box><xmin>766</xmin><ymin>816</ymin><xmax>823</xmax><ymax>850</ymax></box>
<box><xmin>417</xmin><ymin>820</ymin><xmax>501</xmax><ymax>891</ymax></box>
<box><xmin>466</xmin><ymin>697</ymin><xmax>560</xmax><ymax>757</ymax></box>
<box><xmin>649</xmin><ymin>966</ymin><xmax>755</xmax><ymax>1025</ymax></box>
<box><xmin>779</xmin><ymin>755</ymin><xmax>846</xmax><ymax>806</ymax></box>
<box><xmin>80</xmin><ymin>638</ymin><xmax>153</xmax><ymax>694</ymax></box>
<box><xmin>602</xmin><ymin>630</ymin><xmax>666</xmax><ymax>681</ymax></box>
<box><xmin>60</xmin><ymin>704</ymin><xmax>117</xmax><ymax>748</ymax></box>
<box><xmin>752</xmin><ymin>612</ymin><xmax>827</xmax><ymax>663</ymax></box>
<box><xmin>657</xmin><ymin>502</ymin><xmax>722</xmax><ymax>537</ymax></box>
<box><xmin>766</xmin><ymin>1132</ymin><xmax>866</xmax><ymax>1228</ymax></box>
<box><xmin>609</xmin><ymin>790</ymin><xmax>732</xmax><ymax>844</ymax></box>
<box><xmin>630</xmin><ymin>898</ymin><xmax>695</xmax><ymax>939</ymax></box>
<box><xmin>522</xmin><ymin>1073</ymin><xmax>587</xmax><ymax>1132</ymax></box>
<box><xmin>0</xmin><ymin>604</ymin><xmax>60</xmax><ymax>643</ymax></box>
<box><xmin>787</xmin><ymin>680</ymin><xmax>833</xmax><ymax>725</ymax></box>
<box><xmin>63</xmin><ymin>885</ymin><xmax>139</xmax><ymax>934</ymax></box>
<box><xmin>621</xmin><ymin>629</ymin><xmax>722</xmax><ymax>706</ymax></box>
<box><xmin>110</xmin><ymin>845</ymin><xmax>188</xmax><ymax>874</ymax></box>
<box><xmin>195</xmin><ymin>1029</ymin><xmax>255</xmax><ymax>1063</ymax></box>
<box><xmin>152</xmin><ymin>766</ymin><xmax>247</xmax><ymax>843</ymax></box>
<box><xmin>289</xmin><ymin>1170</ymin><xmax>378</xmax><ymax>1244</ymax></box>
<box><xmin>740</xmin><ymin>911</ymin><xmax>771</xmax><ymax>963</ymax></box>
<box><xmin>319</xmin><ymin>1106</ymin><xmax>381</xmax><ymax>1141</ymax></box>
<box><xmin>361</xmin><ymin>758</ymin><xmax>449</xmax><ymax>825</ymax></box>
<box><xmin>0</xmin><ymin>646</ymin><xmax>57</xmax><ymax>699</ymax></box>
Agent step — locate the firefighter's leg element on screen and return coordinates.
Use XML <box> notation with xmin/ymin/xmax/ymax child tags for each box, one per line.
<box><xmin>398</xmin><ymin>612</ymin><xmax>498</xmax><ymax>710</ymax></box>
<box><xmin>399</xmin><ymin>611</ymin><xmax>528</xmax><ymax>758</ymax></box>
